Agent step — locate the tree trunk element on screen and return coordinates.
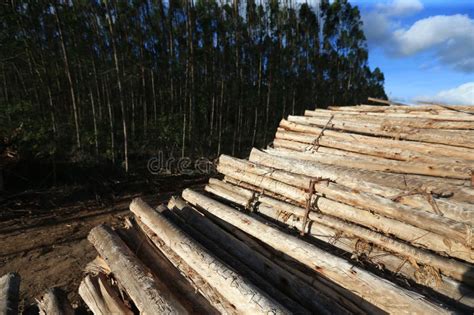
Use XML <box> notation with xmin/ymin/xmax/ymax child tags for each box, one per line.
<box><xmin>79</xmin><ymin>274</ymin><xmax>133</xmax><ymax>315</ymax></box>
<box><xmin>54</xmin><ymin>5</ymin><xmax>81</xmax><ymax>149</ymax></box>
<box><xmin>106</xmin><ymin>2</ymin><xmax>128</xmax><ymax>172</ymax></box>
<box><xmin>88</xmin><ymin>225</ymin><xmax>188</xmax><ymax>314</ymax></box>
<box><xmin>218</xmin><ymin>156</ymin><xmax>474</xmax><ymax>254</ymax></box>
<box><xmin>37</xmin><ymin>288</ymin><xmax>74</xmax><ymax>315</ymax></box>
<box><xmin>0</xmin><ymin>273</ymin><xmax>20</xmax><ymax>315</ymax></box>
<box><xmin>129</xmin><ymin>198</ymin><xmax>288</xmax><ymax>314</ymax></box>
<box><xmin>182</xmin><ymin>189</ymin><xmax>449</xmax><ymax>315</ymax></box>
<box><xmin>89</xmin><ymin>88</ymin><xmax>99</xmax><ymax>158</ymax></box>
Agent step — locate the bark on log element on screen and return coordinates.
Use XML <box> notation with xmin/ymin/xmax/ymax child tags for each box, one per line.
<box><xmin>278</xmin><ymin>123</ymin><xmax>474</xmax><ymax>167</ymax></box>
<box><xmin>208</xmin><ymin>175</ymin><xmax>474</xmax><ymax>265</ymax></box>
<box><xmin>218</xmin><ymin>177</ymin><xmax>474</xmax><ymax>308</ymax></box>
<box><xmin>182</xmin><ymin>188</ymin><xmax>451</xmax><ymax>314</ymax></box>
<box><xmin>129</xmin><ymin>198</ymin><xmax>288</xmax><ymax>314</ymax></box>
<box><xmin>250</xmin><ymin>148</ymin><xmax>474</xmax><ymax>222</ymax></box>
<box><xmin>132</xmin><ymin>218</ymin><xmax>235</xmax><ymax>315</ymax></box>
<box><xmin>79</xmin><ymin>274</ymin><xmax>133</xmax><ymax>315</ymax></box>
<box><xmin>37</xmin><ymin>288</ymin><xmax>74</xmax><ymax>315</ymax></box>
<box><xmin>265</xmin><ymin>147</ymin><xmax>474</xmax><ymax>203</ymax></box>
<box><xmin>163</xmin><ymin>202</ymin><xmax>311</xmax><ymax>314</ymax></box>
<box><xmin>327</xmin><ymin>104</ymin><xmax>474</xmax><ymax>114</ymax></box>
<box><xmin>286</xmin><ymin>115</ymin><xmax>474</xmax><ymax>148</ymax></box>
<box><xmin>255</xmin><ymin>201</ymin><xmax>474</xmax><ymax>309</ymax></box>
<box><xmin>304</xmin><ymin>110</ymin><xmax>474</xmax><ymax>129</ymax></box>
<box><xmin>0</xmin><ymin>273</ymin><xmax>20</xmax><ymax>315</ymax></box>
<box><xmin>216</xmin><ymin>163</ymin><xmax>474</xmax><ymax>281</ymax></box>
<box><xmin>219</xmin><ymin>155</ymin><xmax>474</xmax><ymax>251</ymax></box>
<box><xmin>88</xmin><ymin>225</ymin><xmax>188</xmax><ymax>315</ymax></box>
<box><xmin>280</xmin><ymin>119</ymin><xmax>474</xmax><ymax>161</ymax></box>
<box><xmin>215</xmin><ymin>177</ymin><xmax>474</xmax><ymax>288</ymax></box>
<box><xmin>272</xmin><ymin>135</ymin><xmax>472</xmax><ymax>179</ymax></box>
<box><xmin>308</xmin><ymin>108</ymin><xmax>474</xmax><ymax>121</ymax></box>
<box><xmin>118</xmin><ymin>220</ymin><xmax>219</xmax><ymax>314</ymax></box>
<box><xmin>172</xmin><ymin>195</ymin><xmax>376</xmax><ymax>314</ymax></box>
<box><xmin>168</xmin><ymin>196</ymin><xmax>353</xmax><ymax>315</ymax></box>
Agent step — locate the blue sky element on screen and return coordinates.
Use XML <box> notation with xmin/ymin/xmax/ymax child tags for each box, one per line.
<box><xmin>352</xmin><ymin>0</ymin><xmax>474</xmax><ymax>104</ymax></box>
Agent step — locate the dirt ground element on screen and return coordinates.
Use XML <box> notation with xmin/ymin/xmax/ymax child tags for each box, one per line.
<box><xmin>0</xmin><ymin>175</ymin><xmax>207</xmax><ymax>312</ymax></box>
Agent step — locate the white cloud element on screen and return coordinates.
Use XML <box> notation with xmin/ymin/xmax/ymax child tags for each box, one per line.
<box><xmin>417</xmin><ymin>82</ymin><xmax>474</xmax><ymax>105</ymax></box>
<box><xmin>376</xmin><ymin>0</ymin><xmax>423</xmax><ymax>17</ymax></box>
<box><xmin>363</xmin><ymin>3</ymin><xmax>474</xmax><ymax>72</ymax></box>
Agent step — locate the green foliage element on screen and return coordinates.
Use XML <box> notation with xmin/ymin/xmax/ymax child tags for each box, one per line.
<box><xmin>0</xmin><ymin>0</ymin><xmax>386</xmax><ymax>167</ymax></box>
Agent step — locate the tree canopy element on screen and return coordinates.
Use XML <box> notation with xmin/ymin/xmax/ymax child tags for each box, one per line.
<box><xmin>0</xmin><ymin>0</ymin><xmax>386</xmax><ymax>171</ymax></box>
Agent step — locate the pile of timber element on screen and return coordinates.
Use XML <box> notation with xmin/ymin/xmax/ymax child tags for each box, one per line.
<box><xmin>0</xmin><ymin>273</ymin><xmax>75</xmax><ymax>315</ymax></box>
<box><xmin>79</xmin><ymin>103</ymin><xmax>474</xmax><ymax>314</ymax></box>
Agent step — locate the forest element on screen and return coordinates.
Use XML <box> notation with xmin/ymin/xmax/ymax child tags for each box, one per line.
<box><xmin>0</xmin><ymin>0</ymin><xmax>386</xmax><ymax>178</ymax></box>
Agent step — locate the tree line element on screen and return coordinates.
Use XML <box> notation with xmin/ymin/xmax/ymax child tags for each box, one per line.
<box><xmin>0</xmin><ymin>0</ymin><xmax>386</xmax><ymax>172</ymax></box>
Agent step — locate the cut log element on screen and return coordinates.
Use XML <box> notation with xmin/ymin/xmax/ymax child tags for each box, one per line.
<box><xmin>280</xmin><ymin>119</ymin><xmax>474</xmax><ymax>161</ymax></box>
<box><xmin>254</xmin><ymin>200</ymin><xmax>474</xmax><ymax>309</ymax></box>
<box><xmin>79</xmin><ymin>274</ymin><xmax>133</xmax><ymax>315</ymax></box>
<box><xmin>223</xmin><ymin>174</ymin><xmax>474</xmax><ymax>286</ymax></box>
<box><xmin>218</xmin><ymin>155</ymin><xmax>474</xmax><ymax>251</ymax></box>
<box><xmin>163</xmin><ymin>202</ymin><xmax>311</xmax><ymax>314</ymax></box>
<box><xmin>0</xmin><ymin>273</ymin><xmax>20</xmax><ymax>315</ymax></box>
<box><xmin>129</xmin><ymin>198</ymin><xmax>289</xmax><ymax>314</ymax></box>
<box><xmin>250</xmin><ymin>193</ymin><xmax>474</xmax><ymax>308</ymax></box>
<box><xmin>309</xmin><ymin>108</ymin><xmax>474</xmax><ymax>121</ymax></box>
<box><xmin>182</xmin><ymin>189</ymin><xmax>451</xmax><ymax>314</ymax></box>
<box><xmin>208</xmin><ymin>176</ymin><xmax>474</xmax><ymax>265</ymax></box>
<box><xmin>304</xmin><ymin>110</ymin><xmax>474</xmax><ymax>129</ymax></box>
<box><xmin>172</xmin><ymin>195</ymin><xmax>377</xmax><ymax>314</ymax></box>
<box><xmin>277</xmin><ymin>125</ymin><xmax>474</xmax><ymax>167</ymax></box>
<box><xmin>273</xmin><ymin>135</ymin><xmax>472</xmax><ymax>179</ymax></box>
<box><xmin>266</xmin><ymin>147</ymin><xmax>474</xmax><ymax>203</ymax></box>
<box><xmin>118</xmin><ymin>220</ymin><xmax>219</xmax><ymax>314</ymax></box>
<box><xmin>88</xmin><ymin>225</ymin><xmax>188</xmax><ymax>314</ymax></box>
<box><xmin>286</xmin><ymin>115</ymin><xmax>474</xmax><ymax>148</ymax></box>
<box><xmin>250</xmin><ymin>148</ymin><xmax>474</xmax><ymax>222</ymax></box>
<box><xmin>131</xmin><ymin>218</ymin><xmax>235</xmax><ymax>315</ymax></box>
<box><xmin>168</xmin><ymin>196</ymin><xmax>353</xmax><ymax>315</ymax></box>
<box><xmin>37</xmin><ymin>288</ymin><xmax>74</xmax><ymax>315</ymax></box>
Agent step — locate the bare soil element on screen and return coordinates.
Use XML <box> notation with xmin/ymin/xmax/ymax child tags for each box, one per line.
<box><xmin>0</xmin><ymin>175</ymin><xmax>207</xmax><ymax>312</ymax></box>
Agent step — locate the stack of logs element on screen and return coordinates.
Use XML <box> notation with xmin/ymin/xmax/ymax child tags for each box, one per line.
<box><xmin>79</xmin><ymin>103</ymin><xmax>474</xmax><ymax>314</ymax></box>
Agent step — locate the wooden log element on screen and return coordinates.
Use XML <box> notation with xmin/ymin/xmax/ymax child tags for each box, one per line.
<box><xmin>0</xmin><ymin>273</ymin><xmax>20</xmax><ymax>315</ymax></box>
<box><xmin>205</xmin><ymin>184</ymin><xmax>252</xmax><ymax>208</ymax></box>
<box><xmin>168</xmin><ymin>196</ymin><xmax>353</xmax><ymax>315</ymax></box>
<box><xmin>220</xmin><ymin>173</ymin><xmax>474</xmax><ymax>309</ymax></box>
<box><xmin>266</xmin><ymin>147</ymin><xmax>474</xmax><ymax>203</ymax></box>
<box><xmin>280</xmin><ymin>119</ymin><xmax>474</xmax><ymax>161</ymax></box>
<box><xmin>250</xmin><ymin>148</ymin><xmax>474</xmax><ymax>222</ymax></box>
<box><xmin>253</xmin><ymin>197</ymin><xmax>474</xmax><ymax>309</ymax></box>
<box><xmin>79</xmin><ymin>274</ymin><xmax>133</xmax><ymax>315</ymax></box>
<box><xmin>286</xmin><ymin>114</ymin><xmax>474</xmax><ymax>148</ymax></box>
<box><xmin>131</xmin><ymin>218</ymin><xmax>235</xmax><ymax>315</ymax></box>
<box><xmin>182</xmin><ymin>189</ymin><xmax>451</xmax><ymax>314</ymax></box>
<box><xmin>118</xmin><ymin>219</ymin><xmax>220</xmax><ymax>314</ymax></box>
<box><xmin>129</xmin><ymin>198</ymin><xmax>289</xmax><ymax>314</ymax></box>
<box><xmin>209</xmin><ymin>173</ymin><xmax>474</xmax><ymax>266</ymax></box>
<box><xmin>219</xmin><ymin>155</ymin><xmax>474</xmax><ymax>251</ymax></box>
<box><xmin>278</xmin><ymin>124</ymin><xmax>474</xmax><ymax>166</ymax></box>
<box><xmin>209</xmin><ymin>178</ymin><xmax>255</xmax><ymax>199</ymax></box>
<box><xmin>162</xmin><ymin>202</ymin><xmax>311</xmax><ymax>314</ymax></box>
<box><xmin>319</xmin><ymin>107</ymin><xmax>474</xmax><ymax>120</ymax></box>
<box><xmin>175</xmin><ymin>192</ymin><xmax>379</xmax><ymax>315</ymax></box>
<box><xmin>216</xmin><ymin>174</ymin><xmax>474</xmax><ymax>283</ymax></box>
<box><xmin>273</xmin><ymin>134</ymin><xmax>472</xmax><ymax>179</ymax></box>
<box><xmin>304</xmin><ymin>110</ymin><xmax>474</xmax><ymax>129</ymax></box>
<box><xmin>37</xmin><ymin>288</ymin><xmax>74</xmax><ymax>315</ymax></box>
<box><xmin>88</xmin><ymin>225</ymin><xmax>188</xmax><ymax>314</ymax></box>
